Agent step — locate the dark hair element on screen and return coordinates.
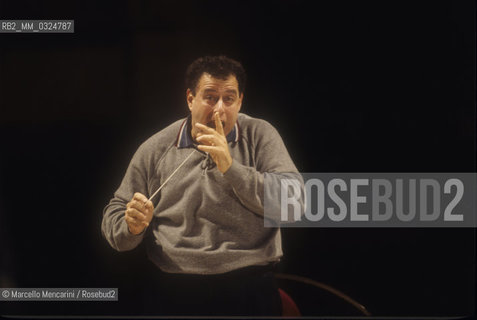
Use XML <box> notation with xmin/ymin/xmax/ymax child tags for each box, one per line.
<box><xmin>185</xmin><ymin>55</ymin><xmax>246</xmax><ymax>95</ymax></box>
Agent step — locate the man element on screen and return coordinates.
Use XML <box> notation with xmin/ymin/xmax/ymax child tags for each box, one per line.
<box><xmin>102</xmin><ymin>55</ymin><xmax>301</xmax><ymax>316</ymax></box>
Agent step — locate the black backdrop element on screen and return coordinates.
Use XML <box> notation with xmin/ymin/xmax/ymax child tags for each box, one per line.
<box><xmin>0</xmin><ymin>0</ymin><xmax>475</xmax><ymax>318</ymax></box>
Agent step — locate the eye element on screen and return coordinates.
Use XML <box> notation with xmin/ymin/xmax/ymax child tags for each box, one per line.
<box><xmin>224</xmin><ymin>96</ymin><xmax>235</xmax><ymax>104</ymax></box>
<box><xmin>204</xmin><ymin>95</ymin><xmax>218</xmax><ymax>104</ymax></box>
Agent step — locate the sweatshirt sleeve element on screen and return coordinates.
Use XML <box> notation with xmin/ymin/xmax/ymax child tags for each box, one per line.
<box><xmin>222</xmin><ymin>120</ymin><xmax>304</xmax><ymax>217</ymax></box>
<box><xmin>101</xmin><ymin>143</ymin><xmax>152</xmax><ymax>251</ymax></box>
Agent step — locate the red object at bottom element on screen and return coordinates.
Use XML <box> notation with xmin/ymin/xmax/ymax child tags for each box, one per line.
<box><xmin>278</xmin><ymin>288</ymin><xmax>301</xmax><ymax>316</ymax></box>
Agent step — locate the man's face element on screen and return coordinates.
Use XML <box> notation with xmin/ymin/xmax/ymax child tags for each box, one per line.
<box><xmin>187</xmin><ymin>73</ymin><xmax>243</xmax><ymax>140</ymax></box>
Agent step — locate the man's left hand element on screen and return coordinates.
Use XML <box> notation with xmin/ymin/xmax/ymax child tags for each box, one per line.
<box><xmin>196</xmin><ymin>112</ymin><xmax>233</xmax><ymax>173</ymax></box>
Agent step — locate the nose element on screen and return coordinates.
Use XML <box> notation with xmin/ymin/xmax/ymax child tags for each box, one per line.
<box><xmin>213</xmin><ymin>98</ymin><xmax>225</xmax><ymax>114</ymax></box>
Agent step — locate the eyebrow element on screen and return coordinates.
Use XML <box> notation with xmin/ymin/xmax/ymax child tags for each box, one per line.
<box><xmin>224</xmin><ymin>89</ymin><xmax>238</xmax><ymax>95</ymax></box>
<box><xmin>203</xmin><ymin>88</ymin><xmax>238</xmax><ymax>95</ymax></box>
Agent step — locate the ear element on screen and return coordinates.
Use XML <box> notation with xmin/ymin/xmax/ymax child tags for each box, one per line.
<box><xmin>186</xmin><ymin>89</ymin><xmax>194</xmax><ymax>111</ymax></box>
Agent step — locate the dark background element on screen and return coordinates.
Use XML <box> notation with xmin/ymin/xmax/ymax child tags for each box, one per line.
<box><xmin>0</xmin><ymin>0</ymin><xmax>475</xmax><ymax>318</ymax></box>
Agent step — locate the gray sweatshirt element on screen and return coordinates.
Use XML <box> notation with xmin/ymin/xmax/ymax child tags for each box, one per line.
<box><xmin>102</xmin><ymin>113</ymin><xmax>300</xmax><ymax>274</ymax></box>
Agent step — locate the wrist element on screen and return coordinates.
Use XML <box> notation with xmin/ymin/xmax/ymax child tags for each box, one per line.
<box><xmin>219</xmin><ymin>157</ymin><xmax>233</xmax><ymax>174</ymax></box>
<box><xmin>128</xmin><ymin>224</ymin><xmax>146</xmax><ymax>235</ymax></box>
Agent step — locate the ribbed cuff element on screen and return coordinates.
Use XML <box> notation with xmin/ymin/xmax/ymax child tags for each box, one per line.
<box><xmin>121</xmin><ymin>219</ymin><xmax>146</xmax><ymax>243</ymax></box>
<box><xmin>222</xmin><ymin>160</ymin><xmax>249</xmax><ymax>188</ymax></box>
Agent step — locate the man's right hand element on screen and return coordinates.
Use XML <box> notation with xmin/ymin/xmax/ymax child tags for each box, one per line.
<box><xmin>125</xmin><ymin>192</ymin><xmax>154</xmax><ymax>235</ymax></box>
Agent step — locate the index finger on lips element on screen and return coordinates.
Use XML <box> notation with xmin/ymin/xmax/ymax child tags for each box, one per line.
<box><xmin>214</xmin><ymin>112</ymin><xmax>225</xmax><ymax>136</ymax></box>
